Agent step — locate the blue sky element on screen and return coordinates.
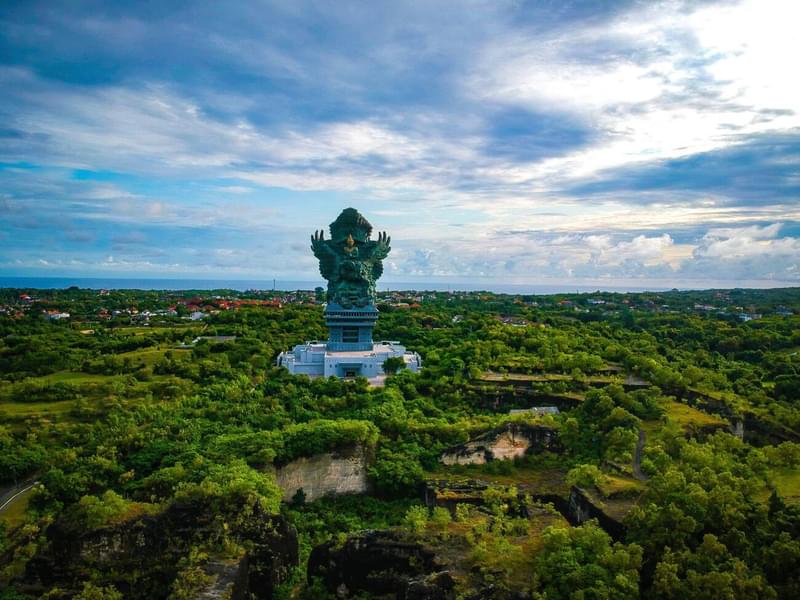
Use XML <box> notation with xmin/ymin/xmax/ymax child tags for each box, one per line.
<box><xmin>1</xmin><ymin>0</ymin><xmax>798</xmax><ymax>287</ymax></box>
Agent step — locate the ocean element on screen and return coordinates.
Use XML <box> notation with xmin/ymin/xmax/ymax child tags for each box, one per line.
<box><xmin>2</xmin><ymin>275</ymin><xmax>791</xmax><ymax>294</ymax></box>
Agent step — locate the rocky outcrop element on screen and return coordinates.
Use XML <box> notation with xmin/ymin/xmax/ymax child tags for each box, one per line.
<box><xmin>567</xmin><ymin>486</ymin><xmax>625</xmax><ymax>541</ymax></box>
<box><xmin>196</xmin><ymin>558</ymin><xmax>249</xmax><ymax>600</ymax></box>
<box><xmin>276</xmin><ymin>444</ymin><xmax>370</xmax><ymax>502</ymax></box>
<box><xmin>307</xmin><ymin>530</ymin><xmax>455</xmax><ymax>599</ymax></box>
<box><xmin>675</xmin><ymin>389</ymin><xmax>800</xmax><ymax>445</ymax></box>
<box><xmin>423</xmin><ymin>480</ymin><xmax>626</xmax><ymax>541</ymax></box>
<box><xmin>20</xmin><ymin>498</ymin><xmax>298</xmax><ymax>600</ymax></box>
<box><xmin>440</xmin><ymin>423</ymin><xmax>559</xmax><ymax>465</ymax></box>
<box><xmin>423</xmin><ymin>479</ymin><xmax>535</xmax><ymax>519</ymax></box>
<box><xmin>467</xmin><ymin>382</ymin><xmax>582</xmax><ymax>412</ymax></box>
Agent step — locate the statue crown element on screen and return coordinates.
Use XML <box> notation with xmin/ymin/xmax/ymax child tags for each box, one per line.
<box><xmin>329</xmin><ymin>207</ymin><xmax>373</xmax><ymax>242</ymax></box>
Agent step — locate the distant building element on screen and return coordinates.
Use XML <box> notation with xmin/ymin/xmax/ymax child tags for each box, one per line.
<box><xmin>44</xmin><ymin>311</ymin><xmax>70</xmax><ymax>320</ymax></box>
<box><xmin>278</xmin><ymin>339</ymin><xmax>421</xmax><ymax>379</ymax></box>
<box><xmin>739</xmin><ymin>313</ymin><xmax>762</xmax><ymax>322</ymax></box>
<box><xmin>509</xmin><ymin>406</ymin><xmax>560</xmax><ymax>416</ymax></box>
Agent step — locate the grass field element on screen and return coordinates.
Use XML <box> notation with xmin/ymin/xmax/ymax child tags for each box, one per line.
<box><xmin>770</xmin><ymin>467</ymin><xmax>800</xmax><ymax>504</ymax></box>
<box><xmin>116</xmin><ymin>347</ymin><xmax>191</xmax><ymax>366</ymax></box>
<box><xmin>662</xmin><ymin>400</ymin><xmax>729</xmax><ymax>430</ymax></box>
<box><xmin>480</xmin><ymin>371</ymin><xmax>620</xmax><ymax>384</ymax></box>
<box><xmin>596</xmin><ymin>474</ymin><xmax>644</xmax><ymax>498</ymax></box>
<box><xmin>427</xmin><ymin>465</ymin><xmax>570</xmax><ymax>497</ymax></box>
<box><xmin>38</xmin><ymin>371</ymin><xmax>123</xmax><ymax>384</ymax></box>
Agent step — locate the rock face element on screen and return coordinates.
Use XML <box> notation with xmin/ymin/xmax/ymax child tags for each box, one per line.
<box><xmin>308</xmin><ymin>530</ymin><xmax>455</xmax><ymax>599</ymax></box>
<box><xmin>423</xmin><ymin>480</ymin><xmax>627</xmax><ymax>541</ymax></box>
<box><xmin>21</xmin><ymin>498</ymin><xmax>298</xmax><ymax>600</ymax></box>
<box><xmin>440</xmin><ymin>423</ymin><xmax>559</xmax><ymax>466</ymax></box>
<box><xmin>467</xmin><ymin>382</ymin><xmax>582</xmax><ymax>413</ymax></box>
<box><xmin>567</xmin><ymin>486</ymin><xmax>625</xmax><ymax>541</ymax></box>
<box><xmin>196</xmin><ymin>558</ymin><xmax>249</xmax><ymax>600</ymax></box>
<box><xmin>276</xmin><ymin>444</ymin><xmax>370</xmax><ymax>502</ymax></box>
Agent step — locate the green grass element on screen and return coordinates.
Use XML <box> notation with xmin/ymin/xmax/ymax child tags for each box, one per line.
<box><xmin>596</xmin><ymin>474</ymin><xmax>644</xmax><ymax>498</ymax></box>
<box><xmin>770</xmin><ymin>467</ymin><xmax>800</xmax><ymax>504</ymax></box>
<box><xmin>38</xmin><ymin>371</ymin><xmax>124</xmax><ymax>384</ymax></box>
<box><xmin>116</xmin><ymin>347</ymin><xmax>170</xmax><ymax>366</ymax></box>
<box><xmin>115</xmin><ymin>325</ymin><xmax>195</xmax><ymax>336</ymax></box>
<box><xmin>427</xmin><ymin>465</ymin><xmax>570</xmax><ymax>496</ymax></box>
<box><xmin>663</xmin><ymin>400</ymin><xmax>729</xmax><ymax>430</ymax></box>
<box><xmin>480</xmin><ymin>371</ymin><xmax>620</xmax><ymax>384</ymax></box>
<box><xmin>0</xmin><ymin>399</ymin><xmax>76</xmax><ymax>417</ymax></box>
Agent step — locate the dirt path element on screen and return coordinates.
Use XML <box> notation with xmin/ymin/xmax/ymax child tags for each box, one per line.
<box><xmin>633</xmin><ymin>429</ymin><xmax>648</xmax><ymax>482</ymax></box>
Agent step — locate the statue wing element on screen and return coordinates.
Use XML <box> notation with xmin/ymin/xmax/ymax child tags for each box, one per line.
<box><xmin>311</xmin><ymin>230</ymin><xmax>339</xmax><ymax>281</ymax></box>
<box><xmin>372</xmin><ymin>260</ymin><xmax>384</xmax><ymax>281</ymax></box>
<box><xmin>317</xmin><ymin>249</ymin><xmax>338</xmax><ymax>281</ymax></box>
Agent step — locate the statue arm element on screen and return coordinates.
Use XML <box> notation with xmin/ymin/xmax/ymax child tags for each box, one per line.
<box><xmin>370</xmin><ymin>231</ymin><xmax>391</xmax><ymax>260</ymax></box>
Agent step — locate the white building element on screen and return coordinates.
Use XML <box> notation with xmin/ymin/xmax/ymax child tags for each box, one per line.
<box><xmin>277</xmin><ymin>339</ymin><xmax>421</xmax><ymax>381</ymax></box>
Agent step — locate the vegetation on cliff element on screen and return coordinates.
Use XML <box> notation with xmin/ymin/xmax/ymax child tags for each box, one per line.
<box><xmin>1</xmin><ymin>286</ymin><xmax>799</xmax><ymax>598</ymax></box>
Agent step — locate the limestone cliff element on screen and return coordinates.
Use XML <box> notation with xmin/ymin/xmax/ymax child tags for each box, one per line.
<box><xmin>308</xmin><ymin>530</ymin><xmax>455</xmax><ymax>599</ymax></box>
<box><xmin>440</xmin><ymin>423</ymin><xmax>560</xmax><ymax>465</ymax></box>
<box><xmin>19</xmin><ymin>498</ymin><xmax>298</xmax><ymax>599</ymax></box>
<box><xmin>275</xmin><ymin>444</ymin><xmax>370</xmax><ymax>502</ymax></box>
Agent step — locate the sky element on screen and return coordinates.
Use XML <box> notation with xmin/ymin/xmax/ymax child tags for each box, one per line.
<box><xmin>1</xmin><ymin>0</ymin><xmax>799</xmax><ymax>288</ymax></box>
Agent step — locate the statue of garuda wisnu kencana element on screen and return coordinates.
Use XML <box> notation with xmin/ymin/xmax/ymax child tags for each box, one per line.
<box><xmin>311</xmin><ymin>208</ymin><xmax>390</xmax><ymax>308</ymax></box>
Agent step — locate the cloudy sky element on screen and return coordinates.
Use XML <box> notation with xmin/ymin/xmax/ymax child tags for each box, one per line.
<box><xmin>1</xmin><ymin>0</ymin><xmax>798</xmax><ymax>288</ymax></box>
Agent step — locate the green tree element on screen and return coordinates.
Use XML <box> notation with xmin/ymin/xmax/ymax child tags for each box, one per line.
<box><xmin>382</xmin><ymin>356</ymin><xmax>406</xmax><ymax>375</ymax></box>
<box><xmin>532</xmin><ymin>522</ymin><xmax>642</xmax><ymax>600</ymax></box>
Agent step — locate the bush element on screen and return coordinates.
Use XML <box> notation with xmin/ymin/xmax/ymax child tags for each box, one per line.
<box><xmin>566</xmin><ymin>464</ymin><xmax>608</xmax><ymax>489</ymax></box>
<box><xmin>368</xmin><ymin>446</ymin><xmax>424</xmax><ymax>496</ymax></box>
<box><xmin>403</xmin><ymin>505</ymin><xmax>428</xmax><ymax>533</ymax></box>
<box><xmin>74</xmin><ymin>582</ymin><xmax>123</xmax><ymax>600</ymax></box>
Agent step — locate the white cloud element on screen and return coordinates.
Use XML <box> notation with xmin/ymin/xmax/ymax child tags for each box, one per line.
<box><xmin>468</xmin><ymin>0</ymin><xmax>800</xmax><ymax>182</ymax></box>
<box><xmin>695</xmin><ymin>223</ymin><xmax>800</xmax><ymax>261</ymax></box>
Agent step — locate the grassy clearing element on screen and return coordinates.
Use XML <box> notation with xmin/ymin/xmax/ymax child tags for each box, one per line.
<box><xmin>596</xmin><ymin>474</ymin><xmax>644</xmax><ymax>498</ymax></box>
<box><xmin>769</xmin><ymin>467</ymin><xmax>800</xmax><ymax>504</ymax></box>
<box><xmin>115</xmin><ymin>347</ymin><xmax>182</xmax><ymax>366</ymax></box>
<box><xmin>114</xmin><ymin>325</ymin><xmax>195</xmax><ymax>336</ymax></box>
<box><xmin>0</xmin><ymin>399</ymin><xmax>76</xmax><ymax>418</ymax></box>
<box><xmin>582</xmin><ymin>486</ymin><xmax>640</xmax><ymax>522</ymax></box>
<box><xmin>663</xmin><ymin>400</ymin><xmax>729</xmax><ymax>430</ymax></box>
<box><xmin>38</xmin><ymin>371</ymin><xmax>124</xmax><ymax>384</ymax></box>
<box><xmin>480</xmin><ymin>371</ymin><xmax>620</xmax><ymax>385</ymax></box>
<box><xmin>420</xmin><ymin>505</ymin><xmax>568</xmax><ymax>595</ymax></box>
<box><xmin>427</xmin><ymin>466</ymin><xmax>570</xmax><ymax>497</ymax></box>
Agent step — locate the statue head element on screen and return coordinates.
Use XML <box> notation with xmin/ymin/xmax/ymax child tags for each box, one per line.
<box><xmin>329</xmin><ymin>207</ymin><xmax>373</xmax><ymax>243</ymax></box>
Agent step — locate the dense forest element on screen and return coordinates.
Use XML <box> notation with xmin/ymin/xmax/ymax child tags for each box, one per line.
<box><xmin>1</xmin><ymin>286</ymin><xmax>799</xmax><ymax>599</ymax></box>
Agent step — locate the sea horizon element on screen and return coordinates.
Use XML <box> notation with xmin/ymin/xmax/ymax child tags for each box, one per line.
<box><xmin>1</xmin><ymin>275</ymin><xmax>797</xmax><ymax>295</ymax></box>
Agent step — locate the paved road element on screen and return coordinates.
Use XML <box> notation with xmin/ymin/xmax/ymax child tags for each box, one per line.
<box><xmin>0</xmin><ymin>478</ymin><xmax>39</xmax><ymax>516</ymax></box>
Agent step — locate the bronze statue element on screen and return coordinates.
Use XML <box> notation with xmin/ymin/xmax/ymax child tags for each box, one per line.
<box><xmin>311</xmin><ymin>208</ymin><xmax>390</xmax><ymax>308</ymax></box>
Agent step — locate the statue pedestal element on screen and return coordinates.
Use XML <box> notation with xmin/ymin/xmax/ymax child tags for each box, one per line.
<box><xmin>277</xmin><ymin>340</ymin><xmax>421</xmax><ymax>383</ymax></box>
<box><xmin>324</xmin><ymin>304</ymin><xmax>378</xmax><ymax>351</ymax></box>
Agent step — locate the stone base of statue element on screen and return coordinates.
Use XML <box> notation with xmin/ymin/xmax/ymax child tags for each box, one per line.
<box><xmin>277</xmin><ymin>303</ymin><xmax>421</xmax><ymax>383</ymax></box>
<box><xmin>277</xmin><ymin>339</ymin><xmax>421</xmax><ymax>382</ymax></box>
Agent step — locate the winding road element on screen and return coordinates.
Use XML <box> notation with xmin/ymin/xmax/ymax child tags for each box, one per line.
<box><xmin>0</xmin><ymin>478</ymin><xmax>39</xmax><ymax>517</ymax></box>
